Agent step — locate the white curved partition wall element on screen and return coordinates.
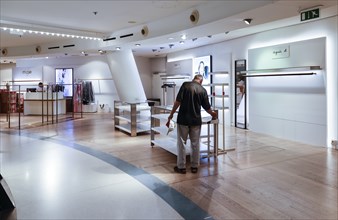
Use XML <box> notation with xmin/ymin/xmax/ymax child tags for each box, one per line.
<box><xmin>106</xmin><ymin>50</ymin><xmax>147</xmax><ymax>103</ymax></box>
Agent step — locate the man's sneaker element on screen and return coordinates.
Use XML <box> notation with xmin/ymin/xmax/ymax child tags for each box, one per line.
<box><xmin>174</xmin><ymin>166</ymin><xmax>186</xmax><ymax>174</ymax></box>
<box><xmin>191</xmin><ymin>167</ymin><xmax>198</xmax><ymax>173</ymax></box>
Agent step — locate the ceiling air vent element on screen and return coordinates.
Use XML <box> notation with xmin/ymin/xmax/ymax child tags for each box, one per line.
<box><xmin>120</xmin><ymin>33</ymin><xmax>133</xmax><ymax>39</ymax></box>
<box><xmin>35</xmin><ymin>46</ymin><xmax>41</xmax><ymax>53</ymax></box>
<box><xmin>141</xmin><ymin>26</ymin><xmax>149</xmax><ymax>37</ymax></box>
<box><xmin>190</xmin><ymin>10</ymin><xmax>199</xmax><ymax>24</ymax></box>
<box><xmin>1</xmin><ymin>48</ymin><xmax>8</xmax><ymax>56</ymax></box>
<box><xmin>103</xmin><ymin>37</ymin><xmax>116</xmax><ymax>42</ymax></box>
<box><xmin>63</xmin><ymin>44</ymin><xmax>75</xmax><ymax>48</ymax></box>
<box><xmin>48</xmin><ymin>46</ymin><xmax>60</xmax><ymax>50</ymax></box>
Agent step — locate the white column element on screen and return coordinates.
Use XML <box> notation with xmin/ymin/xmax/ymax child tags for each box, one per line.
<box><xmin>106</xmin><ymin>50</ymin><xmax>147</xmax><ymax>103</ymax></box>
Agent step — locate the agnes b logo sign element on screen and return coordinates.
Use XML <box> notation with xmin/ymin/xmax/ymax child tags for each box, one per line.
<box><xmin>22</xmin><ymin>70</ymin><xmax>32</xmax><ymax>75</ymax></box>
<box><xmin>272</xmin><ymin>46</ymin><xmax>290</xmax><ymax>59</ymax></box>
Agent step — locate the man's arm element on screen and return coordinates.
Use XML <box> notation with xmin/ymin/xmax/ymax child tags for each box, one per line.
<box><xmin>166</xmin><ymin>100</ymin><xmax>181</xmax><ymax>127</ymax></box>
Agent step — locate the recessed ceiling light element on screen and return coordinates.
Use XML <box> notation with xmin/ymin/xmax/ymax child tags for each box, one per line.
<box><xmin>243</xmin><ymin>18</ymin><xmax>252</xmax><ymax>25</ymax></box>
<box><xmin>116</xmin><ymin>47</ymin><xmax>121</xmax><ymax>51</ymax></box>
<box><xmin>179</xmin><ymin>41</ymin><xmax>185</xmax><ymax>44</ymax></box>
<box><xmin>135</xmin><ymin>43</ymin><xmax>141</xmax><ymax>47</ymax></box>
<box><xmin>181</xmin><ymin>34</ymin><xmax>187</xmax><ymax>40</ymax></box>
<box><xmin>128</xmin><ymin>21</ymin><xmax>137</xmax><ymax>24</ymax></box>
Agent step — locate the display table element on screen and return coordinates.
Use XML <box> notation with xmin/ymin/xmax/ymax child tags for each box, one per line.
<box><xmin>24</xmin><ymin>92</ymin><xmax>66</xmax><ymax>115</ymax></box>
<box><xmin>151</xmin><ymin>105</ymin><xmax>219</xmax><ymax>158</ymax></box>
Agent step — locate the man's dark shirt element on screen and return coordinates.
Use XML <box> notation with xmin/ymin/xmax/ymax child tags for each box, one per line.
<box><xmin>176</xmin><ymin>81</ymin><xmax>211</xmax><ymax>126</ymax></box>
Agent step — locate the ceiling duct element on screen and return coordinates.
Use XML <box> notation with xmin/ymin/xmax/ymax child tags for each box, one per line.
<box><xmin>190</xmin><ymin>10</ymin><xmax>199</xmax><ymax>24</ymax></box>
<box><xmin>141</xmin><ymin>26</ymin><xmax>149</xmax><ymax>37</ymax></box>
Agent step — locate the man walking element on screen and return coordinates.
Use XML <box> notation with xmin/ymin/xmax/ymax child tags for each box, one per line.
<box><xmin>166</xmin><ymin>74</ymin><xmax>217</xmax><ymax>174</ymax></box>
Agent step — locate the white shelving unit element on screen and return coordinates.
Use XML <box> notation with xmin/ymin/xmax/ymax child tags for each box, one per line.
<box><xmin>208</xmin><ymin>71</ymin><xmax>235</xmax><ymax>154</ymax></box>
<box><xmin>114</xmin><ymin>100</ymin><xmax>151</xmax><ymax>137</ymax></box>
<box><xmin>150</xmin><ymin>105</ymin><xmax>219</xmax><ymax>158</ymax></box>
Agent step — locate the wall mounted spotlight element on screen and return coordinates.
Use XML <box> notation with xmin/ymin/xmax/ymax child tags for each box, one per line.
<box><xmin>141</xmin><ymin>26</ymin><xmax>149</xmax><ymax>37</ymax></box>
<box><xmin>243</xmin><ymin>18</ymin><xmax>252</xmax><ymax>25</ymax></box>
<box><xmin>190</xmin><ymin>10</ymin><xmax>199</xmax><ymax>24</ymax></box>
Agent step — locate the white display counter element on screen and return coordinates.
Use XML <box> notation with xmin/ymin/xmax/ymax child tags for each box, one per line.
<box><xmin>24</xmin><ymin>92</ymin><xmax>66</xmax><ymax>115</ymax></box>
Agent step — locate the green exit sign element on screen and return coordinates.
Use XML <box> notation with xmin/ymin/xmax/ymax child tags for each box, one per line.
<box><xmin>301</xmin><ymin>8</ymin><xmax>320</xmax><ymax>21</ymax></box>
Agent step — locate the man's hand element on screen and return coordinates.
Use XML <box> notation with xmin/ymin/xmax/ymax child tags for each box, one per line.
<box><xmin>211</xmin><ymin>111</ymin><xmax>218</xmax><ymax>120</ymax></box>
<box><xmin>166</xmin><ymin>114</ymin><xmax>173</xmax><ymax>127</ymax></box>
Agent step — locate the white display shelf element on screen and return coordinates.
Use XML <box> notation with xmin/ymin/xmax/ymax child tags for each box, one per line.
<box><xmin>208</xmin><ymin>71</ymin><xmax>235</xmax><ymax>154</ymax></box>
<box><xmin>115</xmin><ymin>123</ymin><xmax>150</xmax><ymax>134</ymax></box>
<box><xmin>115</xmin><ymin>104</ymin><xmax>150</xmax><ymax>111</ymax></box>
<box><xmin>150</xmin><ymin>105</ymin><xmax>218</xmax><ymax>158</ymax></box>
<box><xmin>151</xmin><ymin>136</ymin><xmax>212</xmax><ymax>156</ymax></box>
<box><xmin>114</xmin><ymin>100</ymin><xmax>151</xmax><ymax>137</ymax></box>
<box><xmin>115</xmin><ymin>114</ymin><xmax>150</xmax><ymax>123</ymax></box>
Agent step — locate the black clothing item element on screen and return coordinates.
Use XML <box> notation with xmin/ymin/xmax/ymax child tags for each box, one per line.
<box><xmin>176</xmin><ymin>81</ymin><xmax>211</xmax><ymax>126</ymax></box>
<box><xmin>82</xmin><ymin>81</ymin><xmax>95</xmax><ymax>105</ymax></box>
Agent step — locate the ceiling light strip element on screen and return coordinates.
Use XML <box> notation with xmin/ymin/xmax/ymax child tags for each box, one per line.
<box><xmin>0</xmin><ymin>26</ymin><xmax>102</xmax><ymax>41</ymax></box>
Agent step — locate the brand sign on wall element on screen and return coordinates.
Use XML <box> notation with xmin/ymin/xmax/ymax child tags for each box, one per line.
<box><xmin>13</xmin><ymin>66</ymin><xmax>43</xmax><ymax>84</ymax></box>
<box><xmin>271</xmin><ymin>45</ymin><xmax>290</xmax><ymax>59</ymax></box>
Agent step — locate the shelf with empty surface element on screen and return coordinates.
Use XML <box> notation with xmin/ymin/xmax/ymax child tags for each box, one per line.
<box><xmin>114</xmin><ymin>100</ymin><xmax>151</xmax><ymax>137</ymax></box>
<box><xmin>150</xmin><ymin>105</ymin><xmax>219</xmax><ymax>158</ymax></box>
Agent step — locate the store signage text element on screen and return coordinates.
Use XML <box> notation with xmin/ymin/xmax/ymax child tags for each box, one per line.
<box><xmin>22</xmin><ymin>70</ymin><xmax>32</xmax><ymax>75</ymax></box>
<box><xmin>271</xmin><ymin>46</ymin><xmax>290</xmax><ymax>59</ymax></box>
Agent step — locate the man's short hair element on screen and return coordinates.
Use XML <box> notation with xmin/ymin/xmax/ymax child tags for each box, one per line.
<box><xmin>193</xmin><ymin>74</ymin><xmax>203</xmax><ymax>81</ymax></box>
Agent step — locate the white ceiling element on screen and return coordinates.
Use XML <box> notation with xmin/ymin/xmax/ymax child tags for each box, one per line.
<box><xmin>0</xmin><ymin>0</ymin><xmax>337</xmax><ymax>62</ymax></box>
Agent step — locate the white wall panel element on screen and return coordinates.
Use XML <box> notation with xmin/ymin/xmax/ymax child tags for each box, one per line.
<box><xmin>248</xmin><ymin>38</ymin><xmax>326</xmax><ymax>146</ymax></box>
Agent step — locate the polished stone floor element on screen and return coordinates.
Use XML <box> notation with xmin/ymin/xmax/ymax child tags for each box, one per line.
<box><xmin>0</xmin><ymin>113</ymin><xmax>337</xmax><ymax>219</ymax></box>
